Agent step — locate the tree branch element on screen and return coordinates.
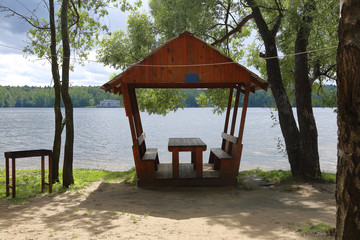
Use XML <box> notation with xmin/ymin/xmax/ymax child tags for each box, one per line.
<box><xmin>0</xmin><ymin>6</ymin><xmax>49</xmax><ymax>30</ymax></box>
<box><xmin>211</xmin><ymin>14</ymin><xmax>253</xmax><ymax>46</ymax></box>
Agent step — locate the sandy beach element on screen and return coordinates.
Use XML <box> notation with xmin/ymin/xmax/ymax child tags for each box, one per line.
<box><xmin>0</xmin><ymin>178</ymin><xmax>335</xmax><ymax>240</ymax></box>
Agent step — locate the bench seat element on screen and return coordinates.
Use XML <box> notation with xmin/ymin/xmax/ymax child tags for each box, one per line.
<box><xmin>210</xmin><ymin>148</ymin><xmax>233</xmax><ymax>160</ymax></box>
<box><xmin>142</xmin><ymin>148</ymin><xmax>158</xmax><ymax>161</ymax></box>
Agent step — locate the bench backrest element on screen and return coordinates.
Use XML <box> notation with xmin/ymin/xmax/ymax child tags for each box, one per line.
<box><xmin>221</xmin><ymin>132</ymin><xmax>238</xmax><ymax>157</ymax></box>
<box><xmin>137</xmin><ymin>133</ymin><xmax>147</xmax><ymax>159</ymax></box>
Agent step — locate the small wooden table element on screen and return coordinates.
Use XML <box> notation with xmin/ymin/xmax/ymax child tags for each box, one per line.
<box><xmin>4</xmin><ymin>149</ymin><xmax>52</xmax><ymax>198</ymax></box>
<box><xmin>168</xmin><ymin>138</ymin><xmax>207</xmax><ymax>178</ymax></box>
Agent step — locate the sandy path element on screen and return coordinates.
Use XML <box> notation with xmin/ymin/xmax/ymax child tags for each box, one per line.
<box><xmin>0</xmin><ymin>180</ymin><xmax>335</xmax><ymax>240</ymax></box>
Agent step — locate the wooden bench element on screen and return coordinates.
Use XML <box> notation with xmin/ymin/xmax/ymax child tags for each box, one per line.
<box><xmin>137</xmin><ymin>133</ymin><xmax>159</xmax><ymax>171</ymax></box>
<box><xmin>209</xmin><ymin>132</ymin><xmax>240</xmax><ymax>177</ymax></box>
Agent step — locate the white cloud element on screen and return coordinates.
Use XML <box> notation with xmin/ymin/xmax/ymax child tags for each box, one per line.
<box><xmin>0</xmin><ymin>0</ymin><xmax>150</xmax><ymax>87</ymax></box>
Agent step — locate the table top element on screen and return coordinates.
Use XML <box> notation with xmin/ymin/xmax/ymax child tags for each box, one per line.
<box><xmin>168</xmin><ymin>138</ymin><xmax>206</xmax><ymax>148</ymax></box>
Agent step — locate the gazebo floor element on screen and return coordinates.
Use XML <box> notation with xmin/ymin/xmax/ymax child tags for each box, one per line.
<box><xmin>137</xmin><ymin>163</ymin><xmax>237</xmax><ymax>187</ymax></box>
<box><xmin>156</xmin><ymin>163</ymin><xmax>220</xmax><ymax>179</ymax></box>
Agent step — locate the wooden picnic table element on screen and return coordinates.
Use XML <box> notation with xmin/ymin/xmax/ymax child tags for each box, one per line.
<box><xmin>168</xmin><ymin>138</ymin><xmax>207</xmax><ymax>178</ymax></box>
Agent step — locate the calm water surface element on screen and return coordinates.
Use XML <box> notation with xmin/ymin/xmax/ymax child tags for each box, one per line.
<box><xmin>0</xmin><ymin>108</ymin><xmax>337</xmax><ymax>172</ymax></box>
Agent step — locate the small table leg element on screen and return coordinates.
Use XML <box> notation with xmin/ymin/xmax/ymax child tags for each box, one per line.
<box><xmin>172</xmin><ymin>151</ymin><xmax>179</xmax><ymax>178</ymax></box>
<box><xmin>49</xmin><ymin>154</ymin><xmax>52</xmax><ymax>193</ymax></box>
<box><xmin>5</xmin><ymin>157</ymin><xmax>9</xmax><ymax>197</ymax></box>
<box><xmin>12</xmin><ymin>157</ymin><xmax>16</xmax><ymax>198</ymax></box>
<box><xmin>41</xmin><ymin>155</ymin><xmax>45</xmax><ymax>193</ymax></box>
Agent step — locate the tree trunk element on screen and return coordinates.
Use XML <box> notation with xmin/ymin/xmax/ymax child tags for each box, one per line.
<box><xmin>49</xmin><ymin>0</ymin><xmax>62</xmax><ymax>183</ymax></box>
<box><xmin>60</xmin><ymin>0</ymin><xmax>74</xmax><ymax>188</ymax></box>
<box><xmin>294</xmin><ymin>0</ymin><xmax>321</xmax><ymax>179</ymax></box>
<box><xmin>336</xmin><ymin>0</ymin><xmax>360</xmax><ymax>238</ymax></box>
<box><xmin>246</xmin><ymin>0</ymin><xmax>302</xmax><ymax>176</ymax></box>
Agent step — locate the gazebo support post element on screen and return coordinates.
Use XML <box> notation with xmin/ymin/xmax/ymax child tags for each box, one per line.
<box><xmin>222</xmin><ymin>87</ymin><xmax>233</xmax><ymax>150</ymax></box>
<box><xmin>234</xmin><ymin>82</ymin><xmax>251</xmax><ymax>175</ymax></box>
<box><xmin>128</xmin><ymin>87</ymin><xmax>144</xmax><ymax>138</ymax></box>
<box><xmin>121</xmin><ymin>83</ymin><xmax>141</xmax><ymax>174</ymax></box>
<box><xmin>230</xmin><ymin>86</ymin><xmax>241</xmax><ymax>136</ymax></box>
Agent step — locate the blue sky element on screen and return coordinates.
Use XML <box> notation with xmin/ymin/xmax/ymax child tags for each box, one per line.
<box><xmin>0</xmin><ymin>0</ymin><xmax>149</xmax><ymax>87</ymax></box>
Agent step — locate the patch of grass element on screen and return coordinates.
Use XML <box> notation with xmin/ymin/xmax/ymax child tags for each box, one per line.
<box><xmin>0</xmin><ymin>167</ymin><xmax>137</xmax><ymax>203</ymax></box>
<box><xmin>298</xmin><ymin>221</ymin><xmax>335</xmax><ymax>237</ymax></box>
<box><xmin>238</xmin><ymin>169</ymin><xmax>293</xmax><ymax>183</ymax></box>
<box><xmin>238</xmin><ymin>169</ymin><xmax>336</xmax><ymax>184</ymax></box>
<box><xmin>322</xmin><ymin>172</ymin><xmax>336</xmax><ymax>183</ymax></box>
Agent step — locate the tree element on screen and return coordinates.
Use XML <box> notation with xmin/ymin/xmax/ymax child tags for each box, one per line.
<box><xmin>1</xmin><ymin>0</ymin><xmax>135</xmax><ymax>187</ymax></box>
<box><xmin>336</xmin><ymin>0</ymin><xmax>360</xmax><ymax>238</ymax></box>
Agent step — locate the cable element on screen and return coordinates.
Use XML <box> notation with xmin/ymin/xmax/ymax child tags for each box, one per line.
<box><xmin>262</xmin><ymin>46</ymin><xmax>337</xmax><ymax>60</ymax></box>
<box><xmin>0</xmin><ymin>42</ymin><xmax>338</xmax><ymax>66</ymax></box>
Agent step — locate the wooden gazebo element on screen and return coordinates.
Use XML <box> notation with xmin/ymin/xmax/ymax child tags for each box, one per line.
<box><xmin>101</xmin><ymin>31</ymin><xmax>269</xmax><ymax>187</ymax></box>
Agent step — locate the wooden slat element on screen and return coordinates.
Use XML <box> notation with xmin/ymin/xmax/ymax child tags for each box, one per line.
<box><xmin>221</xmin><ymin>132</ymin><xmax>238</xmax><ymax>144</ymax></box>
<box><xmin>137</xmin><ymin>133</ymin><xmax>146</xmax><ymax>145</ymax></box>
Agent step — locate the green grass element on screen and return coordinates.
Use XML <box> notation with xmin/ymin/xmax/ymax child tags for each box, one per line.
<box><xmin>0</xmin><ymin>168</ymin><xmax>136</xmax><ymax>203</ymax></box>
<box><xmin>321</xmin><ymin>172</ymin><xmax>336</xmax><ymax>183</ymax></box>
<box><xmin>298</xmin><ymin>221</ymin><xmax>335</xmax><ymax>237</ymax></box>
<box><xmin>238</xmin><ymin>169</ymin><xmax>336</xmax><ymax>184</ymax></box>
<box><xmin>238</xmin><ymin>169</ymin><xmax>293</xmax><ymax>183</ymax></box>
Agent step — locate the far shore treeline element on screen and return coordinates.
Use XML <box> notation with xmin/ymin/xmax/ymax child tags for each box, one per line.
<box><xmin>0</xmin><ymin>85</ymin><xmax>336</xmax><ymax>108</ymax></box>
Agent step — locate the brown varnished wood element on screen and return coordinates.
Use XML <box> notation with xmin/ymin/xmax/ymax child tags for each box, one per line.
<box><xmin>168</xmin><ymin>138</ymin><xmax>207</xmax><ymax>178</ymax></box>
<box><xmin>101</xmin><ymin>32</ymin><xmax>270</xmax><ymax>187</ymax></box>
<box><xmin>4</xmin><ymin>149</ymin><xmax>53</xmax><ymax>198</ymax></box>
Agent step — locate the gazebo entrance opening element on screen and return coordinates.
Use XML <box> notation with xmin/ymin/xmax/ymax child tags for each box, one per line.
<box><xmin>101</xmin><ymin>32</ymin><xmax>269</xmax><ymax>186</ymax></box>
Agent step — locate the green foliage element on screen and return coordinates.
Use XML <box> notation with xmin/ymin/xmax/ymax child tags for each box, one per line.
<box><xmin>0</xmin><ymin>168</ymin><xmax>137</xmax><ymax>203</ymax></box>
<box><xmin>24</xmin><ymin>0</ymin><xmax>138</xmax><ymax>66</ymax></box>
<box><xmin>1</xmin><ymin>85</ymin><xmax>337</xmax><ymax>108</ymax></box>
<box><xmin>0</xmin><ymin>85</ymin><xmax>122</xmax><ymax>107</ymax></box>
<box><xmin>97</xmin><ymin>12</ymin><xmax>157</xmax><ymax>70</ymax></box>
<box><xmin>136</xmin><ymin>89</ymin><xmax>186</xmax><ymax>115</ymax></box>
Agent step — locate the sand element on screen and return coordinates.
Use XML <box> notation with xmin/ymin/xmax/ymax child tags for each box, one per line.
<box><xmin>0</xmin><ymin>178</ymin><xmax>336</xmax><ymax>240</ymax></box>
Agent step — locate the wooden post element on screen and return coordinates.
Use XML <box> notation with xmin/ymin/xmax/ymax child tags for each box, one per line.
<box><xmin>12</xmin><ymin>157</ymin><xmax>15</xmax><ymax>198</ymax></box>
<box><xmin>48</xmin><ymin>153</ymin><xmax>53</xmax><ymax>193</ymax></box>
<box><xmin>122</xmin><ymin>83</ymin><xmax>141</xmax><ymax>175</ymax></box>
<box><xmin>234</xmin><ymin>82</ymin><xmax>251</xmax><ymax>174</ymax></box>
<box><xmin>230</xmin><ymin>86</ymin><xmax>241</xmax><ymax>136</ymax></box>
<box><xmin>172</xmin><ymin>151</ymin><xmax>179</xmax><ymax>178</ymax></box>
<box><xmin>222</xmin><ymin>88</ymin><xmax>233</xmax><ymax>150</ymax></box>
<box><xmin>41</xmin><ymin>155</ymin><xmax>45</xmax><ymax>192</ymax></box>
<box><xmin>238</xmin><ymin>82</ymin><xmax>251</xmax><ymax>144</ymax></box>
<box><xmin>121</xmin><ymin>83</ymin><xmax>137</xmax><ymax>145</ymax></box>
<box><xmin>5</xmin><ymin>156</ymin><xmax>9</xmax><ymax>197</ymax></box>
<box><xmin>129</xmin><ymin>86</ymin><xmax>144</xmax><ymax>138</ymax></box>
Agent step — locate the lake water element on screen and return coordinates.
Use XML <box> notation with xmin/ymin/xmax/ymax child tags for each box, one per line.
<box><xmin>0</xmin><ymin>108</ymin><xmax>337</xmax><ymax>173</ymax></box>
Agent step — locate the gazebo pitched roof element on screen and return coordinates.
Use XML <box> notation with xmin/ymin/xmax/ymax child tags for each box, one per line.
<box><xmin>101</xmin><ymin>31</ymin><xmax>269</xmax><ymax>94</ymax></box>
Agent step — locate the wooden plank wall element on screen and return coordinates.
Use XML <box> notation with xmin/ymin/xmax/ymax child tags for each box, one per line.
<box><xmin>123</xmin><ymin>33</ymin><xmax>251</xmax><ymax>85</ymax></box>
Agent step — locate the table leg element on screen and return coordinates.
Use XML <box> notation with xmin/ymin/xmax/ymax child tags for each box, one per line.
<box><xmin>49</xmin><ymin>154</ymin><xmax>52</xmax><ymax>193</ymax></box>
<box><xmin>191</xmin><ymin>151</ymin><xmax>196</xmax><ymax>170</ymax></box>
<box><xmin>172</xmin><ymin>151</ymin><xmax>179</xmax><ymax>178</ymax></box>
<box><xmin>195</xmin><ymin>149</ymin><xmax>203</xmax><ymax>178</ymax></box>
<box><xmin>12</xmin><ymin>157</ymin><xmax>16</xmax><ymax>198</ymax></box>
<box><xmin>41</xmin><ymin>155</ymin><xmax>45</xmax><ymax>193</ymax></box>
<box><xmin>5</xmin><ymin>157</ymin><xmax>9</xmax><ymax>197</ymax></box>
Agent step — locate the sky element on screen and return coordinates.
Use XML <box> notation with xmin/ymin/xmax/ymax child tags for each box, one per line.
<box><xmin>0</xmin><ymin>0</ymin><xmax>149</xmax><ymax>87</ymax></box>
